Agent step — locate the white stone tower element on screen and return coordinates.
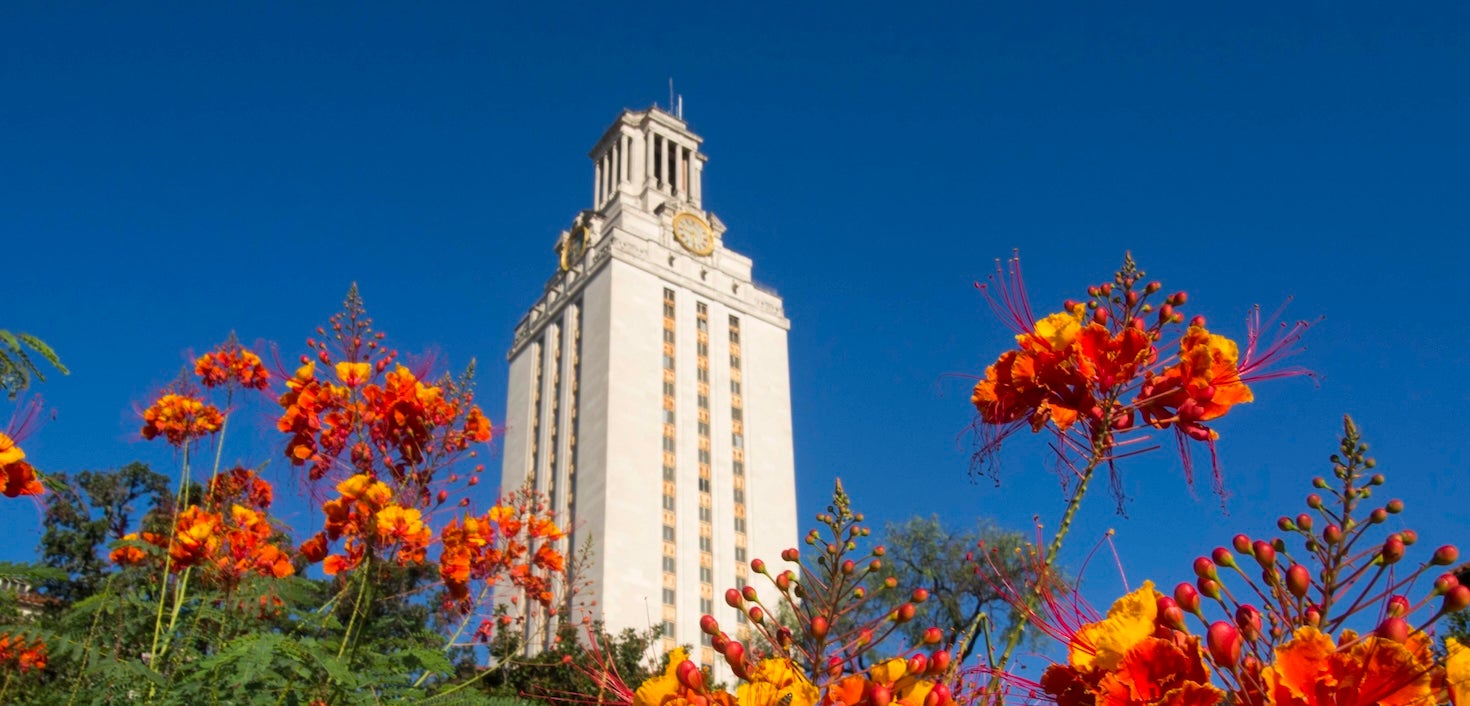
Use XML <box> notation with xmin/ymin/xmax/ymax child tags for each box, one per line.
<box><xmin>500</xmin><ymin>107</ymin><xmax>798</xmax><ymax>670</ymax></box>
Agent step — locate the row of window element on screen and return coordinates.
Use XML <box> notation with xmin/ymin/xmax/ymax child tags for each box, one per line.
<box><xmin>661</xmin><ymin>288</ymin><xmax>678</xmax><ymax>618</ymax></box>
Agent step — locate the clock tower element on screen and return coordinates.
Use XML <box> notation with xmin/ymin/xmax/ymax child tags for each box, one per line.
<box><xmin>500</xmin><ymin>107</ymin><xmax>798</xmax><ymax>670</ymax></box>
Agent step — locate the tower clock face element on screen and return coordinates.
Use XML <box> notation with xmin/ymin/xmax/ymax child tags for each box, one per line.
<box><xmin>560</xmin><ymin>225</ymin><xmax>589</xmax><ymax>271</ymax></box>
<box><xmin>672</xmin><ymin>213</ymin><xmax>714</xmax><ymax>256</ymax></box>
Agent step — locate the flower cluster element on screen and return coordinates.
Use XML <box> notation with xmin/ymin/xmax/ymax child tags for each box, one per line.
<box><xmin>194</xmin><ymin>337</ymin><xmax>271</xmax><ymax>391</ymax></box>
<box><xmin>987</xmin><ymin>419</ymin><xmax>1470</xmax><ymax>706</ymax></box>
<box><xmin>140</xmin><ymin>392</ymin><xmax>224</xmax><ymax>447</ymax></box>
<box><xmin>439</xmin><ymin>496</ymin><xmax>566</xmax><ymax>609</ymax></box>
<box><xmin>692</xmin><ymin>481</ymin><xmax>958</xmax><ymax>706</ymax></box>
<box><xmin>298</xmin><ymin>474</ymin><xmax>431</xmax><ymax>575</ymax></box>
<box><xmin>0</xmin><ymin>431</ymin><xmax>42</xmax><ymax>498</ymax></box>
<box><xmin>275</xmin><ymin>287</ymin><xmax>492</xmax><ymax>508</ymax></box>
<box><xmin>0</xmin><ymin>632</ymin><xmax>46</xmax><ymax>674</ymax></box>
<box><xmin>971</xmin><ymin>254</ymin><xmax>1308</xmax><ymax>498</ymax></box>
<box><xmin>111</xmin><ymin>469</ymin><xmax>295</xmax><ymax>588</ymax></box>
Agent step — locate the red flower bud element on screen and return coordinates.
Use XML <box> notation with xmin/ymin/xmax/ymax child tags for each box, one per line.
<box><xmin>922</xmin><ymin>626</ymin><xmax>943</xmax><ymax>644</ymax></box>
<box><xmin>1370</xmin><ymin>508</ymin><xmax>1388</xmax><ymax>524</ymax></box>
<box><xmin>1376</xmin><ymin>617</ymin><xmax>1411</xmax><ymax>643</ymax></box>
<box><xmin>1386</xmin><ymin>499</ymin><xmax>1404</xmax><ymax>514</ymax></box>
<box><xmin>1433</xmin><ymin>545</ymin><xmax>1459</xmax><ymax>566</ymax></box>
<box><xmin>826</xmin><ymin>656</ymin><xmax>844</xmax><ymax>679</ymax></box>
<box><xmin>842</xmin><ymin>559</ymin><xmax>856</xmax><ymax>574</ymax></box>
<box><xmin>1295</xmin><ymin>514</ymin><xmax>1312</xmax><ymax>531</ymax></box>
<box><xmin>1444</xmin><ymin>585</ymin><xmax>1470</xmax><ymax>613</ymax></box>
<box><xmin>1306</xmin><ymin>493</ymin><xmax>1322</xmax><ymax>509</ymax></box>
<box><xmin>930</xmin><ymin>650</ymin><xmax>952</xmax><ymax>674</ymax></box>
<box><xmin>1235</xmin><ymin>604</ymin><xmax>1262</xmax><ymax>642</ymax></box>
<box><xmin>1190</xmin><ymin>315</ymin><xmax>1206</xmax><ymax>327</ymax></box>
<box><xmin>896</xmin><ymin>603</ymin><xmax>917</xmax><ymax>622</ymax></box>
<box><xmin>751</xmin><ymin>558</ymin><xmax>766</xmax><ymax>573</ymax></box>
<box><xmin>725</xmin><ymin>588</ymin><xmax>742</xmax><ymax>608</ymax></box>
<box><xmin>724</xmin><ymin>642</ymin><xmax>749</xmax><ymax>679</ymax></box>
<box><xmin>1435</xmin><ymin>573</ymin><xmax>1461</xmax><ymax>595</ymax></box>
<box><xmin>1206</xmin><ymin>621</ymin><xmax>1242</xmax><ymax>668</ymax></box>
<box><xmin>712</xmin><ymin>632</ymin><xmax>729</xmax><ymax>652</ymax></box>
<box><xmin>811</xmin><ymin>616</ymin><xmax>829</xmax><ymax>638</ymax></box>
<box><xmin>781</xmin><ymin>548</ymin><xmax>800</xmax><ymax>562</ymax></box>
<box><xmin>436</xmin><ymin>490</ymin><xmax>449</xmax><ymax>505</ymax></box>
<box><xmin>907</xmin><ymin>653</ymin><xmax>928</xmax><ymax>676</ymax></box>
<box><xmin>930</xmin><ymin>684</ymin><xmax>952</xmax><ymax>706</ymax></box>
<box><xmin>1380</xmin><ymin>538</ymin><xmax>1405</xmax><ymax>565</ymax></box>
<box><xmin>1323</xmin><ymin>524</ymin><xmax>1343</xmax><ymax>545</ymax></box>
<box><xmin>1286</xmin><ymin>564</ymin><xmax>1311</xmax><ymax>598</ymax></box>
<box><xmin>1211</xmin><ymin>547</ymin><xmax>1235</xmax><ymax>568</ymax></box>
<box><xmin>1232</xmin><ymin>534</ymin><xmax>1252</xmax><ymax>554</ymax></box>
<box><xmin>776</xmin><ymin>571</ymin><xmax>793</xmax><ymax>591</ymax></box>
<box><xmin>700</xmin><ymin>614</ymin><xmax>720</xmax><ymax>634</ymax></box>
<box><xmin>748</xmin><ymin>606</ymin><xmax>764</xmax><ymax>624</ymax></box>
<box><xmin>1157</xmin><ymin>596</ymin><xmax>1185</xmax><ymax>630</ymax></box>
<box><xmin>870</xmin><ymin>685</ymin><xmax>893</xmax><ymax>706</ymax></box>
<box><xmin>912</xmin><ymin>588</ymin><xmax>930</xmax><ymax>603</ymax></box>
<box><xmin>1197</xmin><ymin>578</ymin><xmax>1221</xmax><ymax>601</ymax></box>
<box><xmin>1387</xmin><ymin>594</ymin><xmax>1410</xmax><ymax>618</ymax></box>
<box><xmin>1193</xmin><ymin>556</ymin><xmax>1217</xmax><ymax>579</ymax></box>
<box><xmin>676</xmin><ymin>659</ymin><xmax>704</xmax><ymax>692</ymax></box>
<box><xmin>1252</xmin><ymin>540</ymin><xmax>1277</xmax><ymax>569</ymax></box>
<box><xmin>1401</xmin><ymin>530</ymin><xmax>1419</xmax><ymax>545</ymax></box>
<box><xmin>1174</xmin><ymin>583</ymin><xmax>1201</xmax><ymax>614</ymax></box>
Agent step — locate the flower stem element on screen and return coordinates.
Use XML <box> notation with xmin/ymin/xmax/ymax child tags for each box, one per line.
<box><xmin>337</xmin><ymin>563</ymin><xmax>374</xmax><ymax>660</ymax></box>
<box><xmin>412</xmin><ymin>582</ymin><xmax>494</xmax><ymax>689</ymax></box>
<box><xmin>987</xmin><ymin>452</ymin><xmax>1103</xmax><ymax>699</ymax></box>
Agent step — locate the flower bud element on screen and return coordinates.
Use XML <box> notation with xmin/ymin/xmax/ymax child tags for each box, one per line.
<box><xmin>677</xmin><ymin>659</ymin><xmax>704</xmax><ymax>692</ymax></box>
<box><xmin>1444</xmin><ymin>585</ymin><xmax>1470</xmax><ymax>613</ymax></box>
<box><xmin>1375</xmin><ymin>617</ymin><xmax>1411</xmax><ymax>643</ymax></box>
<box><xmin>724</xmin><ymin>642</ymin><xmax>749</xmax><ymax>680</ymax></box>
<box><xmin>1193</xmin><ymin>556</ymin><xmax>1217</xmax><ymax>579</ymax></box>
<box><xmin>1206</xmin><ymin>621</ymin><xmax>1242</xmax><ymax>668</ymax></box>
<box><xmin>1386</xmin><ymin>499</ymin><xmax>1404</xmax><ymax>514</ymax></box>
<box><xmin>873</xmin><ymin>546</ymin><xmax>886</xmax><ymax>556</ymax></box>
<box><xmin>1190</xmin><ymin>315</ymin><xmax>1206</xmax><ymax>327</ymax></box>
<box><xmin>826</xmin><ymin>656</ymin><xmax>844</xmax><ymax>679</ymax></box>
<box><xmin>1311</xmin><ymin>477</ymin><xmax>1328</xmax><ymax>489</ymax></box>
<box><xmin>870</xmin><ymin>559</ymin><xmax>883</xmax><ymax>572</ymax></box>
<box><xmin>1306</xmin><ymin>493</ymin><xmax>1322</xmax><ymax>509</ymax></box>
<box><xmin>811</xmin><ymin>616</ymin><xmax>829</xmax><ymax>639</ymax></box>
<box><xmin>1323</xmin><ymin>525</ymin><xmax>1343</xmax><ymax>545</ymax></box>
<box><xmin>1386</xmin><ymin>595</ymin><xmax>1410</xmax><ymax>618</ymax></box>
<box><xmin>1235</xmin><ymin>604</ymin><xmax>1262</xmax><ymax>642</ymax></box>
<box><xmin>1434</xmin><ymin>573</ymin><xmax>1461</xmax><ymax>595</ymax></box>
<box><xmin>1197</xmin><ymin>578</ymin><xmax>1222</xmax><ymax>601</ymax></box>
<box><xmin>1401</xmin><ymin>529</ymin><xmax>1419</xmax><ymax>545</ymax></box>
<box><xmin>842</xmin><ymin>559</ymin><xmax>856</xmax><ymax>574</ymax></box>
<box><xmin>1232</xmin><ymin>534</ymin><xmax>1252</xmax><ymax>554</ymax></box>
<box><xmin>870</xmin><ymin>685</ymin><xmax>893</xmax><ymax>706</ymax></box>
<box><xmin>912</xmin><ymin>588</ymin><xmax>930</xmax><ymax>603</ymax></box>
<box><xmin>748</xmin><ymin>606</ymin><xmax>764</xmax><ymax>624</ymax></box>
<box><xmin>1380</xmin><ymin>538</ymin><xmax>1405</xmax><ymax>565</ymax></box>
<box><xmin>907</xmin><ymin>653</ymin><xmax>929</xmax><ymax>676</ymax></box>
<box><xmin>1286</xmin><ymin>564</ymin><xmax>1311</xmax><ymax>598</ymax></box>
<box><xmin>1278</xmin><ymin>517</ymin><xmax>1296</xmax><ymax>531</ymax></box>
<box><xmin>1304</xmin><ymin>605</ymin><xmax>1322</xmax><ymax>627</ymax></box>
<box><xmin>884</xmin><ymin>576</ymin><xmax>900</xmax><ymax>589</ymax></box>
<box><xmin>930</xmin><ymin>650</ymin><xmax>951</xmax><ymax>674</ymax></box>
<box><xmin>700</xmin><ymin>615</ymin><xmax>720</xmax><ymax>635</ymax></box>
<box><xmin>725</xmin><ymin>588</ymin><xmax>743</xmax><ymax>608</ymax></box>
<box><xmin>1434</xmin><ymin>545</ymin><xmax>1459</xmax><ymax>566</ymax></box>
<box><xmin>1370</xmin><ymin>508</ymin><xmax>1388</xmax><ymax>524</ymax></box>
<box><xmin>1174</xmin><ymin>582</ymin><xmax>1201</xmax><ymax>615</ymax></box>
<box><xmin>1211</xmin><ymin>547</ymin><xmax>1236</xmax><ymax>568</ymax></box>
<box><xmin>1157</xmin><ymin>596</ymin><xmax>1186</xmax><ymax>631</ymax></box>
<box><xmin>743</xmin><ymin>586</ymin><xmax>758</xmax><ymax>602</ymax></box>
<box><xmin>436</xmin><ymin>490</ymin><xmax>448</xmax><ymax>505</ymax></box>
<box><xmin>922</xmin><ymin>626</ymin><xmax>943</xmax><ymax>644</ymax></box>
<box><xmin>896</xmin><ymin>603</ymin><xmax>917</xmax><ymax>623</ymax></box>
<box><xmin>781</xmin><ymin>548</ymin><xmax>800</xmax><ymax>562</ymax></box>
<box><xmin>751</xmin><ymin>558</ymin><xmax>766</xmax><ymax>574</ymax></box>
<box><xmin>1252</xmin><ymin>540</ymin><xmax>1277</xmax><ymax>569</ymax></box>
<box><xmin>1296</xmin><ymin>514</ymin><xmax>1313</xmax><ymax>531</ymax></box>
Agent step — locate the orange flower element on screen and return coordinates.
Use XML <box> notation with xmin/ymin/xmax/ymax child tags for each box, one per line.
<box><xmin>375</xmin><ymin>504</ymin><xmax>431</xmax><ymax>548</ymax></box>
<box><xmin>1</xmin><ymin>433</ymin><xmax>44</xmax><ymax>498</ymax></box>
<box><xmin>208</xmin><ymin>467</ymin><xmax>274</xmax><ymax>510</ymax></box>
<box><xmin>1138</xmin><ymin>326</ymin><xmax>1253</xmax><ymax>441</ymax></box>
<box><xmin>0</xmin><ymin>632</ymin><xmax>47</xmax><ymax>674</ymax></box>
<box><xmin>169</xmin><ymin>506</ymin><xmax>223</xmax><ymax>567</ymax></box>
<box><xmin>195</xmin><ymin>341</ymin><xmax>271</xmax><ymax>391</ymax></box>
<box><xmin>141</xmin><ymin>393</ymin><xmax>224</xmax><ymax>446</ymax></box>
<box><xmin>109</xmin><ymin>533</ymin><xmax>151</xmax><ymax>565</ymax></box>
<box><xmin>1262</xmin><ymin>627</ymin><xmax>1434</xmax><ymax>706</ymax></box>
<box><xmin>529</xmin><ymin>516</ymin><xmax>564</xmax><ymax>541</ymax></box>
<box><xmin>534</xmin><ymin>544</ymin><xmax>565</xmax><ymax>572</ymax></box>
<box><xmin>463</xmin><ymin>406</ymin><xmax>493</xmax><ymax>444</ymax></box>
<box><xmin>337</xmin><ymin>474</ymin><xmax>392</xmax><ymax>508</ymax></box>
<box><xmin>0</xmin><ymin>432</ymin><xmax>22</xmax><ymax>466</ymax></box>
<box><xmin>299</xmin><ymin>533</ymin><xmax>329</xmax><ymax>563</ymax></box>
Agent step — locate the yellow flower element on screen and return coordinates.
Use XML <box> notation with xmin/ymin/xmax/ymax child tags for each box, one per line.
<box><xmin>1443</xmin><ymin>637</ymin><xmax>1469</xmax><ymax>706</ymax></box>
<box><xmin>871</xmin><ymin>657</ymin><xmax>908</xmax><ymax>685</ymax></box>
<box><xmin>634</xmin><ymin>648</ymin><xmax>689</xmax><ymax>706</ymax></box>
<box><xmin>738</xmin><ymin>658</ymin><xmax>817</xmax><ymax>706</ymax></box>
<box><xmin>1023</xmin><ymin>310</ymin><xmax>1085</xmax><ymax>352</ymax></box>
<box><xmin>334</xmin><ymin>361</ymin><xmax>371</xmax><ymax>387</ymax></box>
<box><xmin>0</xmin><ymin>433</ymin><xmax>25</xmax><ymax>466</ymax></box>
<box><xmin>1070</xmin><ymin>580</ymin><xmax>1159</xmax><ymax>672</ymax></box>
<box><xmin>336</xmin><ymin>474</ymin><xmax>391</xmax><ymax>507</ymax></box>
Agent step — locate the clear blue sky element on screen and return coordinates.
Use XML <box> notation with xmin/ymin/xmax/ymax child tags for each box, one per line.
<box><xmin>5</xmin><ymin>1</ymin><xmax>1469</xmax><ymax>657</ymax></box>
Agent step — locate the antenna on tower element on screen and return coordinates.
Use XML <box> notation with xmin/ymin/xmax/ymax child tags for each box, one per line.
<box><xmin>677</xmin><ymin>94</ymin><xmax>684</xmax><ymax>119</ymax></box>
<box><xmin>668</xmin><ymin>78</ymin><xmax>675</xmax><ymax>113</ymax></box>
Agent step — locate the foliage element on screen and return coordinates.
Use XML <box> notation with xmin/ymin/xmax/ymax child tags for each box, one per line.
<box><xmin>0</xmin><ymin>328</ymin><xmax>67</xmax><ymax>398</ymax></box>
<box><xmin>39</xmin><ymin>462</ymin><xmax>173</xmax><ymax>602</ymax></box>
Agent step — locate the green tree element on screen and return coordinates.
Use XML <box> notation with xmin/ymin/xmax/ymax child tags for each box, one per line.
<box><xmin>38</xmin><ymin>462</ymin><xmax>173</xmax><ymax>602</ymax></box>
<box><xmin>867</xmin><ymin>515</ymin><xmax>1040</xmax><ymax>665</ymax></box>
<box><xmin>0</xmin><ymin>328</ymin><xmax>67</xmax><ymax>397</ymax></box>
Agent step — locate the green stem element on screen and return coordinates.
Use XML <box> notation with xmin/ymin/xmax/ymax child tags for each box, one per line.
<box><xmin>412</xmin><ymin>582</ymin><xmax>494</xmax><ymax>688</ymax></box>
<box><xmin>986</xmin><ymin>454</ymin><xmax>1103</xmax><ymax>700</ymax></box>
<box><xmin>415</xmin><ymin>657</ymin><xmax>510</xmax><ymax>704</ymax></box>
<box><xmin>204</xmin><ymin>414</ymin><xmax>230</xmax><ymax>502</ymax></box>
<box><xmin>149</xmin><ymin>442</ymin><xmax>191</xmax><ymax>683</ymax></box>
<box><xmin>337</xmin><ymin>563</ymin><xmax>374</xmax><ymax>660</ymax></box>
